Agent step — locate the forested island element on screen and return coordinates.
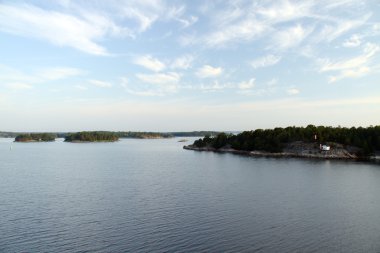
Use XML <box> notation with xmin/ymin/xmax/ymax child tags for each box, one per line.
<box><xmin>170</xmin><ymin>131</ymin><xmax>220</xmax><ymax>137</ymax></box>
<box><xmin>14</xmin><ymin>133</ymin><xmax>56</xmax><ymax>142</ymax></box>
<box><xmin>64</xmin><ymin>131</ymin><xmax>119</xmax><ymax>142</ymax></box>
<box><xmin>116</xmin><ymin>132</ymin><xmax>172</xmax><ymax>139</ymax></box>
<box><xmin>184</xmin><ymin>125</ymin><xmax>380</xmax><ymax>160</ymax></box>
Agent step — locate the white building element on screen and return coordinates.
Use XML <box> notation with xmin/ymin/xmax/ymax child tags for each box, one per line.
<box><xmin>320</xmin><ymin>144</ymin><xmax>330</xmax><ymax>151</ymax></box>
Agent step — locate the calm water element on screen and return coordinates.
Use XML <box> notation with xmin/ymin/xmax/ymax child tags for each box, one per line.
<box><xmin>1</xmin><ymin>138</ymin><xmax>380</xmax><ymax>252</ymax></box>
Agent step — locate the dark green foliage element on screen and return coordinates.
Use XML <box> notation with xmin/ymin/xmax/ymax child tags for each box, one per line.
<box><xmin>65</xmin><ymin>131</ymin><xmax>119</xmax><ymax>142</ymax></box>
<box><xmin>192</xmin><ymin>125</ymin><xmax>380</xmax><ymax>155</ymax></box>
<box><xmin>170</xmin><ymin>131</ymin><xmax>220</xmax><ymax>137</ymax></box>
<box><xmin>193</xmin><ymin>138</ymin><xmax>206</xmax><ymax>147</ymax></box>
<box><xmin>116</xmin><ymin>132</ymin><xmax>173</xmax><ymax>139</ymax></box>
<box><xmin>212</xmin><ymin>133</ymin><xmax>228</xmax><ymax>149</ymax></box>
<box><xmin>15</xmin><ymin>133</ymin><xmax>56</xmax><ymax>142</ymax></box>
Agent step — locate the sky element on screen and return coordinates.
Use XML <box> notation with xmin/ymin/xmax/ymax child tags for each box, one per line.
<box><xmin>0</xmin><ymin>0</ymin><xmax>380</xmax><ymax>132</ymax></box>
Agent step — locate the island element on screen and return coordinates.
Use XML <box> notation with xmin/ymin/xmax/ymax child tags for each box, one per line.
<box><xmin>14</xmin><ymin>133</ymin><xmax>56</xmax><ymax>142</ymax></box>
<box><xmin>116</xmin><ymin>131</ymin><xmax>173</xmax><ymax>139</ymax></box>
<box><xmin>170</xmin><ymin>131</ymin><xmax>220</xmax><ymax>137</ymax></box>
<box><xmin>64</xmin><ymin>131</ymin><xmax>119</xmax><ymax>142</ymax></box>
<box><xmin>184</xmin><ymin>125</ymin><xmax>380</xmax><ymax>160</ymax></box>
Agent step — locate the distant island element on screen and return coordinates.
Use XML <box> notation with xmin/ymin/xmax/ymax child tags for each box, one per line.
<box><xmin>169</xmin><ymin>131</ymin><xmax>220</xmax><ymax>137</ymax></box>
<box><xmin>184</xmin><ymin>125</ymin><xmax>380</xmax><ymax>160</ymax></box>
<box><xmin>1</xmin><ymin>131</ymin><xmax>219</xmax><ymax>139</ymax></box>
<box><xmin>116</xmin><ymin>131</ymin><xmax>172</xmax><ymax>139</ymax></box>
<box><xmin>64</xmin><ymin>131</ymin><xmax>119</xmax><ymax>142</ymax></box>
<box><xmin>15</xmin><ymin>133</ymin><xmax>56</xmax><ymax>142</ymax></box>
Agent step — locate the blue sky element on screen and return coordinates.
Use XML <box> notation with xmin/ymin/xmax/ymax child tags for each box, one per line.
<box><xmin>0</xmin><ymin>0</ymin><xmax>379</xmax><ymax>131</ymax></box>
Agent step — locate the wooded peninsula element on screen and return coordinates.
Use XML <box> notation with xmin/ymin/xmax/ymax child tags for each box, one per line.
<box><xmin>184</xmin><ymin>125</ymin><xmax>380</xmax><ymax>160</ymax></box>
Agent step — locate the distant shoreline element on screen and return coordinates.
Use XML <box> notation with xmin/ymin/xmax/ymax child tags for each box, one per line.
<box><xmin>0</xmin><ymin>131</ymin><xmax>219</xmax><ymax>139</ymax></box>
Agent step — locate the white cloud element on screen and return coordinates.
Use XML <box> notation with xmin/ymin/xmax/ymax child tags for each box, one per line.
<box><xmin>328</xmin><ymin>66</ymin><xmax>372</xmax><ymax>83</ymax></box>
<box><xmin>208</xmin><ymin>3</ymin><xmax>244</xmax><ymax>27</ymax></box>
<box><xmin>343</xmin><ymin>34</ymin><xmax>361</xmax><ymax>48</ymax></box>
<box><xmin>256</xmin><ymin>0</ymin><xmax>313</xmax><ymax>23</ymax></box>
<box><xmin>89</xmin><ymin>79</ymin><xmax>112</xmax><ymax>88</ymax></box>
<box><xmin>0</xmin><ymin>65</ymin><xmax>83</xmax><ymax>90</ymax></box>
<box><xmin>196</xmin><ymin>65</ymin><xmax>223</xmax><ymax>78</ymax></box>
<box><xmin>122</xmin><ymin>7</ymin><xmax>158</xmax><ymax>32</ymax></box>
<box><xmin>38</xmin><ymin>67</ymin><xmax>83</xmax><ymax>80</ymax></box>
<box><xmin>320</xmin><ymin>43</ymin><xmax>379</xmax><ymax>72</ymax></box>
<box><xmin>0</xmin><ymin>3</ymin><xmax>130</xmax><ymax>55</ymax></box>
<box><xmin>272</xmin><ymin>24</ymin><xmax>312</xmax><ymax>50</ymax></box>
<box><xmin>287</xmin><ymin>88</ymin><xmax>300</xmax><ymax>95</ymax></box>
<box><xmin>0</xmin><ymin>1</ymin><xmax>193</xmax><ymax>55</ymax></box>
<box><xmin>118</xmin><ymin>1</ymin><xmax>195</xmax><ymax>32</ymax></box>
<box><xmin>196</xmin><ymin>1</ymin><xmax>311</xmax><ymax>48</ymax></box>
<box><xmin>251</xmin><ymin>55</ymin><xmax>281</xmax><ymax>69</ymax></box>
<box><xmin>238</xmin><ymin>78</ymin><xmax>255</xmax><ymax>90</ymax></box>
<box><xmin>200</xmin><ymin>81</ymin><xmax>233</xmax><ymax>92</ymax></box>
<box><xmin>204</xmin><ymin>18</ymin><xmax>267</xmax><ymax>47</ymax></box>
<box><xmin>184</xmin><ymin>0</ymin><xmax>371</xmax><ymax>51</ymax></box>
<box><xmin>134</xmin><ymin>55</ymin><xmax>166</xmax><ymax>72</ymax></box>
<box><xmin>319</xmin><ymin>42</ymin><xmax>380</xmax><ymax>82</ymax></box>
<box><xmin>315</xmin><ymin>15</ymin><xmax>371</xmax><ymax>43</ymax></box>
<box><xmin>126</xmin><ymin>72</ymin><xmax>180</xmax><ymax>96</ymax></box>
<box><xmin>177</xmin><ymin>15</ymin><xmax>198</xmax><ymax>28</ymax></box>
<box><xmin>171</xmin><ymin>55</ymin><xmax>194</xmax><ymax>70</ymax></box>
<box><xmin>136</xmin><ymin>72</ymin><xmax>180</xmax><ymax>85</ymax></box>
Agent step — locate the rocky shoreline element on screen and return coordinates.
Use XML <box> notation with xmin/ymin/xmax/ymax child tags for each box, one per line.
<box><xmin>64</xmin><ymin>140</ymin><xmax>119</xmax><ymax>143</ymax></box>
<box><xmin>14</xmin><ymin>140</ymin><xmax>55</xmax><ymax>143</ymax></box>
<box><xmin>183</xmin><ymin>141</ymin><xmax>375</xmax><ymax>161</ymax></box>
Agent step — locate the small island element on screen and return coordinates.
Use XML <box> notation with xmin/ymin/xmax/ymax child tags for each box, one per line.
<box><xmin>116</xmin><ymin>131</ymin><xmax>173</xmax><ymax>139</ymax></box>
<box><xmin>64</xmin><ymin>131</ymin><xmax>119</xmax><ymax>142</ymax></box>
<box><xmin>184</xmin><ymin>125</ymin><xmax>380</xmax><ymax>160</ymax></box>
<box><xmin>15</xmin><ymin>133</ymin><xmax>56</xmax><ymax>142</ymax></box>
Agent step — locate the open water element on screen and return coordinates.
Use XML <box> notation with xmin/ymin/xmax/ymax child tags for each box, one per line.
<box><xmin>1</xmin><ymin>138</ymin><xmax>380</xmax><ymax>252</ymax></box>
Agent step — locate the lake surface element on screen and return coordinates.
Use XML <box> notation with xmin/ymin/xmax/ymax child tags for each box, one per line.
<box><xmin>1</xmin><ymin>138</ymin><xmax>380</xmax><ymax>252</ymax></box>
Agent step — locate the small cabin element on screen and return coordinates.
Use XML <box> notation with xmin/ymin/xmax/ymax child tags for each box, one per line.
<box><xmin>320</xmin><ymin>144</ymin><xmax>330</xmax><ymax>151</ymax></box>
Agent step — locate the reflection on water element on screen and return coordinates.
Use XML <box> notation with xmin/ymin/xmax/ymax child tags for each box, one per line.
<box><xmin>1</xmin><ymin>138</ymin><xmax>380</xmax><ymax>252</ymax></box>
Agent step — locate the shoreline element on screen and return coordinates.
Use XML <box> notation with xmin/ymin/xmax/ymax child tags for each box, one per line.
<box><xmin>64</xmin><ymin>140</ymin><xmax>119</xmax><ymax>143</ymax></box>
<box><xmin>183</xmin><ymin>145</ymin><xmax>378</xmax><ymax>161</ymax></box>
<box><xmin>14</xmin><ymin>140</ymin><xmax>55</xmax><ymax>143</ymax></box>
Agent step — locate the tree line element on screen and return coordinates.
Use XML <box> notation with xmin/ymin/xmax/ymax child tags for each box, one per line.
<box><xmin>116</xmin><ymin>132</ymin><xmax>172</xmax><ymax>138</ymax></box>
<box><xmin>15</xmin><ymin>133</ymin><xmax>56</xmax><ymax>142</ymax></box>
<box><xmin>65</xmin><ymin>131</ymin><xmax>119</xmax><ymax>142</ymax></box>
<box><xmin>193</xmin><ymin>125</ymin><xmax>380</xmax><ymax>155</ymax></box>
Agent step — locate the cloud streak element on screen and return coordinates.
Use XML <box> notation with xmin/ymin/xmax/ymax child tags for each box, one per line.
<box><xmin>319</xmin><ymin>42</ymin><xmax>380</xmax><ymax>82</ymax></box>
<box><xmin>89</xmin><ymin>80</ymin><xmax>112</xmax><ymax>88</ymax></box>
<box><xmin>0</xmin><ymin>3</ymin><xmax>129</xmax><ymax>55</ymax></box>
<box><xmin>134</xmin><ymin>55</ymin><xmax>166</xmax><ymax>72</ymax></box>
<box><xmin>0</xmin><ymin>1</ymin><xmax>192</xmax><ymax>55</ymax></box>
<box><xmin>196</xmin><ymin>65</ymin><xmax>223</xmax><ymax>78</ymax></box>
<box><xmin>251</xmin><ymin>55</ymin><xmax>281</xmax><ymax>69</ymax></box>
